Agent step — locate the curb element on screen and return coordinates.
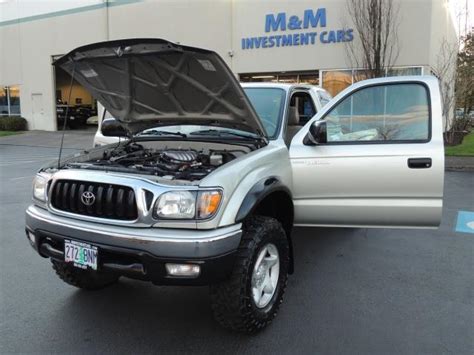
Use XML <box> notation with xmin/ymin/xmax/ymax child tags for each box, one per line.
<box><xmin>445</xmin><ymin>156</ymin><xmax>474</xmax><ymax>172</ymax></box>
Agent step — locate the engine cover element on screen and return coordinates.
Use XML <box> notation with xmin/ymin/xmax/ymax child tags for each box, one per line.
<box><xmin>161</xmin><ymin>150</ymin><xmax>198</xmax><ymax>163</ymax></box>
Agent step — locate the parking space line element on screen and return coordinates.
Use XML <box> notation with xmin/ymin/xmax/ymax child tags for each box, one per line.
<box><xmin>455</xmin><ymin>211</ymin><xmax>474</xmax><ymax>234</ymax></box>
<box><xmin>0</xmin><ymin>161</ymin><xmax>42</xmax><ymax>166</ymax></box>
<box><xmin>10</xmin><ymin>176</ymin><xmax>33</xmax><ymax>181</ymax></box>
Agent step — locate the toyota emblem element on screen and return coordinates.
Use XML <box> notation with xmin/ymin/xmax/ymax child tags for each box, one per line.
<box><xmin>81</xmin><ymin>191</ymin><xmax>96</xmax><ymax>206</ymax></box>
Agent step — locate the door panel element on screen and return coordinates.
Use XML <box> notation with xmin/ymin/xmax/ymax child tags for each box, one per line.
<box><xmin>289</xmin><ymin>77</ymin><xmax>444</xmax><ymax>228</ymax></box>
<box><xmin>31</xmin><ymin>93</ymin><xmax>44</xmax><ymax>130</ymax></box>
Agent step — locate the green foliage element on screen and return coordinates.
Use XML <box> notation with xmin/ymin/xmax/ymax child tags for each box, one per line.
<box><xmin>456</xmin><ymin>30</ymin><xmax>474</xmax><ymax>116</ymax></box>
<box><xmin>445</xmin><ymin>132</ymin><xmax>474</xmax><ymax>156</ymax></box>
<box><xmin>0</xmin><ymin>131</ymin><xmax>22</xmax><ymax>137</ymax></box>
<box><xmin>0</xmin><ymin>116</ymin><xmax>28</xmax><ymax>131</ymax></box>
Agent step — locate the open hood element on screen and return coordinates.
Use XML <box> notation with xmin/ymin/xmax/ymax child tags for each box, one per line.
<box><xmin>54</xmin><ymin>39</ymin><xmax>266</xmax><ymax>137</ymax></box>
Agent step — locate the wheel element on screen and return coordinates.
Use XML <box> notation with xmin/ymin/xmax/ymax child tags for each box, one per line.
<box><xmin>51</xmin><ymin>260</ymin><xmax>119</xmax><ymax>290</ymax></box>
<box><xmin>210</xmin><ymin>215</ymin><xmax>290</xmax><ymax>333</ymax></box>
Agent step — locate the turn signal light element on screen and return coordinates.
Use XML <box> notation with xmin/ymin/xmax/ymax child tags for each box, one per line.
<box><xmin>197</xmin><ymin>190</ymin><xmax>222</xmax><ymax>219</ymax></box>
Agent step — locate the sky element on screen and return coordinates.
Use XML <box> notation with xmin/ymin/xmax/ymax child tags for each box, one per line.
<box><xmin>449</xmin><ymin>0</ymin><xmax>473</xmax><ymax>37</ymax></box>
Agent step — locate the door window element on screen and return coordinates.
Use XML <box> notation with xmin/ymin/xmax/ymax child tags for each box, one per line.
<box><xmin>290</xmin><ymin>92</ymin><xmax>316</xmax><ymax>125</ymax></box>
<box><xmin>325</xmin><ymin>83</ymin><xmax>430</xmax><ymax>143</ymax></box>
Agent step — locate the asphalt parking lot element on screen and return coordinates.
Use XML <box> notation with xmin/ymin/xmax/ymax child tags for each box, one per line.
<box><xmin>1</xmin><ymin>131</ymin><xmax>473</xmax><ymax>354</ymax></box>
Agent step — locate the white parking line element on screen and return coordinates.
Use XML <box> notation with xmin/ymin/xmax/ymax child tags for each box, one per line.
<box><xmin>0</xmin><ymin>161</ymin><xmax>40</xmax><ymax>166</ymax></box>
<box><xmin>10</xmin><ymin>176</ymin><xmax>33</xmax><ymax>181</ymax></box>
<box><xmin>0</xmin><ymin>158</ymin><xmax>57</xmax><ymax>166</ymax></box>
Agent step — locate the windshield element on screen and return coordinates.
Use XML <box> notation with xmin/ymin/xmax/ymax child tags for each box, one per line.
<box><xmin>243</xmin><ymin>88</ymin><xmax>286</xmax><ymax>138</ymax></box>
<box><xmin>136</xmin><ymin>125</ymin><xmax>258</xmax><ymax>138</ymax></box>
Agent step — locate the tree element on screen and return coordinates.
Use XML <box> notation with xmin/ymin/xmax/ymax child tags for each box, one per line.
<box><xmin>431</xmin><ymin>38</ymin><xmax>458</xmax><ymax>142</ymax></box>
<box><xmin>432</xmin><ymin>29</ymin><xmax>473</xmax><ymax>145</ymax></box>
<box><xmin>344</xmin><ymin>0</ymin><xmax>400</xmax><ymax>80</ymax></box>
<box><xmin>456</xmin><ymin>29</ymin><xmax>474</xmax><ymax>121</ymax></box>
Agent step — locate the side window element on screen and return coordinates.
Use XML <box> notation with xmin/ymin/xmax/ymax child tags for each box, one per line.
<box><xmin>325</xmin><ymin>83</ymin><xmax>430</xmax><ymax>143</ymax></box>
<box><xmin>290</xmin><ymin>92</ymin><xmax>316</xmax><ymax>125</ymax></box>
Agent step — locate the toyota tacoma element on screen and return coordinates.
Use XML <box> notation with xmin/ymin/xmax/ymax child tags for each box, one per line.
<box><xmin>25</xmin><ymin>39</ymin><xmax>444</xmax><ymax>333</ymax></box>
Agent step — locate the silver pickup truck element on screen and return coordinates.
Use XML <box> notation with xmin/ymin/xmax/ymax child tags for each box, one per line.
<box><xmin>25</xmin><ymin>39</ymin><xmax>444</xmax><ymax>333</ymax></box>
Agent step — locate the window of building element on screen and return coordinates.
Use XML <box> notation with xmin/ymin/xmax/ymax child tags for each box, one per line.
<box><xmin>0</xmin><ymin>86</ymin><xmax>21</xmax><ymax>116</ymax></box>
<box><xmin>321</xmin><ymin>70</ymin><xmax>352</xmax><ymax>97</ymax></box>
<box><xmin>321</xmin><ymin>67</ymin><xmax>423</xmax><ymax>97</ymax></box>
<box><xmin>325</xmin><ymin>83</ymin><xmax>430</xmax><ymax>143</ymax></box>
<box><xmin>352</xmin><ymin>69</ymin><xmax>374</xmax><ymax>84</ymax></box>
<box><xmin>240</xmin><ymin>71</ymin><xmax>319</xmax><ymax>85</ymax></box>
<box><xmin>387</xmin><ymin>67</ymin><xmax>422</xmax><ymax>77</ymax></box>
<box><xmin>0</xmin><ymin>88</ymin><xmax>7</xmax><ymax>115</ymax></box>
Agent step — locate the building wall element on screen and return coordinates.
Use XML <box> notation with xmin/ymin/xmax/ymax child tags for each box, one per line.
<box><xmin>232</xmin><ymin>0</ymin><xmax>435</xmax><ymax>73</ymax></box>
<box><xmin>0</xmin><ymin>0</ymin><xmax>457</xmax><ymax>131</ymax></box>
<box><xmin>0</xmin><ymin>1</ymin><xmax>108</xmax><ymax>130</ymax></box>
<box><xmin>108</xmin><ymin>0</ymin><xmax>233</xmax><ymax>67</ymax></box>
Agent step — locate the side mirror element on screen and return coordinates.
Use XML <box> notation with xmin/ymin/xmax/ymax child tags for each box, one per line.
<box><xmin>304</xmin><ymin>120</ymin><xmax>327</xmax><ymax>145</ymax></box>
<box><xmin>101</xmin><ymin>118</ymin><xmax>129</xmax><ymax>137</ymax></box>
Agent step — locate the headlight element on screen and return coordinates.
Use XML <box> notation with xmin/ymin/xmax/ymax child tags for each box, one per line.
<box><xmin>155</xmin><ymin>190</ymin><xmax>222</xmax><ymax>220</ymax></box>
<box><xmin>155</xmin><ymin>191</ymin><xmax>196</xmax><ymax>219</ymax></box>
<box><xmin>33</xmin><ymin>175</ymin><xmax>48</xmax><ymax>202</ymax></box>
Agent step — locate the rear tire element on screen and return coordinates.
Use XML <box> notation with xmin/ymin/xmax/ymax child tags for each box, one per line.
<box><xmin>51</xmin><ymin>260</ymin><xmax>119</xmax><ymax>290</ymax></box>
<box><xmin>210</xmin><ymin>215</ymin><xmax>289</xmax><ymax>333</ymax></box>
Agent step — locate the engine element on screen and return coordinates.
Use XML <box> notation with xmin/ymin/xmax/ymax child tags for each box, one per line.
<box><xmin>67</xmin><ymin>143</ymin><xmax>241</xmax><ymax>181</ymax></box>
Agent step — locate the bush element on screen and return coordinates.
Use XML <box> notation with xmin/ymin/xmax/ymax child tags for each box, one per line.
<box><xmin>0</xmin><ymin>116</ymin><xmax>28</xmax><ymax>131</ymax></box>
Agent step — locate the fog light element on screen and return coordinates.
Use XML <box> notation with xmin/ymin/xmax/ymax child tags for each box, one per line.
<box><xmin>165</xmin><ymin>263</ymin><xmax>200</xmax><ymax>277</ymax></box>
<box><xmin>27</xmin><ymin>231</ymin><xmax>35</xmax><ymax>245</ymax></box>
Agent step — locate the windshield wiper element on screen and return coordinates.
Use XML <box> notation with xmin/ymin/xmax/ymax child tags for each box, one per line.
<box><xmin>190</xmin><ymin>129</ymin><xmax>258</xmax><ymax>140</ymax></box>
<box><xmin>137</xmin><ymin>129</ymin><xmax>187</xmax><ymax>138</ymax></box>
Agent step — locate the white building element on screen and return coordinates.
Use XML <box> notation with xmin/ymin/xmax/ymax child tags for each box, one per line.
<box><xmin>0</xmin><ymin>0</ymin><xmax>457</xmax><ymax>131</ymax></box>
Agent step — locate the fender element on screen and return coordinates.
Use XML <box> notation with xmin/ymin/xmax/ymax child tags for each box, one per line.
<box><xmin>235</xmin><ymin>176</ymin><xmax>295</xmax><ymax>273</ymax></box>
<box><xmin>235</xmin><ymin>177</ymin><xmax>292</xmax><ymax>223</ymax></box>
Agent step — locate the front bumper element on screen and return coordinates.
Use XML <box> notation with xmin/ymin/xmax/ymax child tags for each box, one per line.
<box><xmin>26</xmin><ymin>205</ymin><xmax>242</xmax><ymax>285</ymax></box>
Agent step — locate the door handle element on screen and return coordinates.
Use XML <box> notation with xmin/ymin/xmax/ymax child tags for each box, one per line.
<box><xmin>408</xmin><ymin>158</ymin><xmax>432</xmax><ymax>169</ymax></box>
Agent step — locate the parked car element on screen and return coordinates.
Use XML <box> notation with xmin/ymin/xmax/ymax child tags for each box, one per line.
<box><xmin>26</xmin><ymin>39</ymin><xmax>444</xmax><ymax>333</ymax></box>
<box><xmin>57</xmin><ymin>102</ymin><xmax>96</xmax><ymax>129</ymax></box>
<box><xmin>56</xmin><ymin>102</ymin><xmax>78</xmax><ymax>129</ymax></box>
<box><xmin>86</xmin><ymin>115</ymin><xmax>98</xmax><ymax>125</ymax></box>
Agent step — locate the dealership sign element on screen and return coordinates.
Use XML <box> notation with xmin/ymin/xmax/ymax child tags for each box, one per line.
<box><xmin>241</xmin><ymin>8</ymin><xmax>353</xmax><ymax>50</ymax></box>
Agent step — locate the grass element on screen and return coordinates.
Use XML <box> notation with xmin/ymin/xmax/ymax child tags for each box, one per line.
<box><xmin>0</xmin><ymin>131</ymin><xmax>23</xmax><ymax>137</ymax></box>
<box><xmin>445</xmin><ymin>132</ymin><xmax>474</xmax><ymax>156</ymax></box>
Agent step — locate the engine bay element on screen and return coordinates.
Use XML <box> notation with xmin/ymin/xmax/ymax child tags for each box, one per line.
<box><xmin>65</xmin><ymin>142</ymin><xmax>247</xmax><ymax>181</ymax></box>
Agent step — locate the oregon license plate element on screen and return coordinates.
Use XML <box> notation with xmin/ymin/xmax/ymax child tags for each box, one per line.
<box><xmin>64</xmin><ymin>240</ymin><xmax>98</xmax><ymax>270</ymax></box>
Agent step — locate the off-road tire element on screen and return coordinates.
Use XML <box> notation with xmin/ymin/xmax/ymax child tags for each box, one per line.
<box><xmin>51</xmin><ymin>260</ymin><xmax>119</xmax><ymax>290</ymax></box>
<box><xmin>210</xmin><ymin>215</ymin><xmax>290</xmax><ymax>333</ymax></box>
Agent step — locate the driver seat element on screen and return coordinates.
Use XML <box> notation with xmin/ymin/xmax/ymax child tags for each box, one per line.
<box><xmin>286</xmin><ymin>98</ymin><xmax>302</xmax><ymax>144</ymax></box>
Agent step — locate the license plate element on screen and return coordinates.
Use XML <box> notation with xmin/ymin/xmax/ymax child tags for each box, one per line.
<box><xmin>64</xmin><ymin>240</ymin><xmax>98</xmax><ymax>270</ymax></box>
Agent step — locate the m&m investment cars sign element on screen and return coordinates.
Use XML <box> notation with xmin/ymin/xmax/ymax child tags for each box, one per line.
<box><xmin>241</xmin><ymin>8</ymin><xmax>354</xmax><ymax>50</ymax></box>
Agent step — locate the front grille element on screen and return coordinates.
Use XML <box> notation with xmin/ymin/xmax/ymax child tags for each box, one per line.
<box><xmin>50</xmin><ymin>180</ymin><xmax>138</xmax><ymax>220</ymax></box>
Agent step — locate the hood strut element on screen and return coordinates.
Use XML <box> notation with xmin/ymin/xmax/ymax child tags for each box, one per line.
<box><xmin>58</xmin><ymin>65</ymin><xmax>76</xmax><ymax>168</ymax></box>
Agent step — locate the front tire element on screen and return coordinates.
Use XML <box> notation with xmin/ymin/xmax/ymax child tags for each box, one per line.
<box><xmin>51</xmin><ymin>260</ymin><xmax>119</xmax><ymax>290</ymax></box>
<box><xmin>210</xmin><ymin>215</ymin><xmax>290</xmax><ymax>333</ymax></box>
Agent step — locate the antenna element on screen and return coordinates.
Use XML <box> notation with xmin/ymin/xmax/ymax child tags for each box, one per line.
<box><xmin>57</xmin><ymin>65</ymin><xmax>76</xmax><ymax>169</ymax></box>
